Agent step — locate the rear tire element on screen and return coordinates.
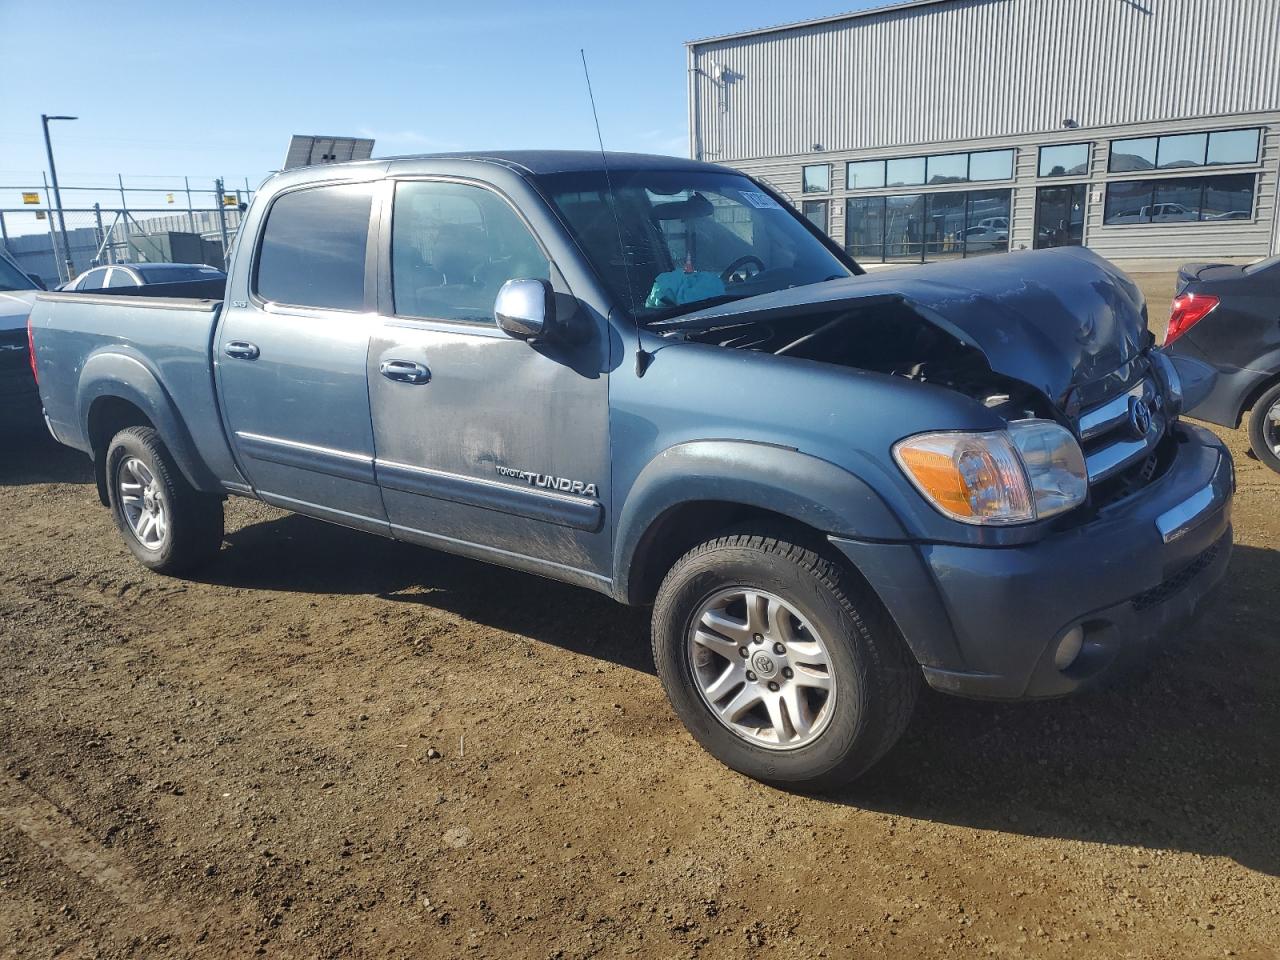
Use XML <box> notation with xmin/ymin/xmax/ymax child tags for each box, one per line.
<box><xmin>105</xmin><ymin>426</ymin><xmax>224</xmax><ymax>574</ymax></box>
<box><xmin>651</xmin><ymin>527</ymin><xmax>919</xmax><ymax>790</ymax></box>
<box><xmin>1246</xmin><ymin>381</ymin><xmax>1280</xmax><ymax>475</ymax></box>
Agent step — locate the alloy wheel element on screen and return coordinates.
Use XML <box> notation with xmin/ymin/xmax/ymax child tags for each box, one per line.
<box><xmin>687</xmin><ymin>588</ymin><xmax>836</xmax><ymax>750</ymax></box>
<box><xmin>118</xmin><ymin>457</ymin><xmax>168</xmax><ymax>551</ymax></box>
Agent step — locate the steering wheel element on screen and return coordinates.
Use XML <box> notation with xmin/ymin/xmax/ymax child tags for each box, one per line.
<box><xmin>722</xmin><ymin>255</ymin><xmax>765</xmax><ymax>284</ymax></box>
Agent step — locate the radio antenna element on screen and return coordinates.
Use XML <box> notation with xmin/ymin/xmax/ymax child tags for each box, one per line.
<box><xmin>581</xmin><ymin>49</ymin><xmax>652</xmax><ymax>377</ymax></box>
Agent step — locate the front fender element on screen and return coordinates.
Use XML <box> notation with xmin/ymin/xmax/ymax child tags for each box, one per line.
<box><xmin>613</xmin><ymin>439</ymin><xmax>908</xmax><ymax>603</ymax></box>
<box><xmin>77</xmin><ymin>349</ymin><xmax>220</xmax><ymax>492</ymax></box>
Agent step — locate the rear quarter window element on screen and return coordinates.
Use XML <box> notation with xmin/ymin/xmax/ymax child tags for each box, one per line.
<box><xmin>254</xmin><ymin>183</ymin><xmax>373</xmax><ymax>310</ymax></box>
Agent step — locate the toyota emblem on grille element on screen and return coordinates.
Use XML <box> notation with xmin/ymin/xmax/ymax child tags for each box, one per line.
<box><xmin>1129</xmin><ymin>397</ymin><xmax>1152</xmax><ymax>438</ymax></box>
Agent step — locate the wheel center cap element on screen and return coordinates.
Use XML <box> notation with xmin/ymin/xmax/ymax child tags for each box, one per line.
<box><xmin>750</xmin><ymin>652</ymin><xmax>778</xmax><ymax>678</ymax></box>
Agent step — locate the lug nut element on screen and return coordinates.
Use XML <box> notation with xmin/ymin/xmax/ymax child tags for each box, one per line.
<box><xmin>746</xmin><ymin>671</ymin><xmax>757</xmax><ymax>682</ymax></box>
<box><xmin>738</xmin><ymin>646</ymin><xmax>749</xmax><ymax>658</ymax></box>
<box><xmin>773</xmin><ymin>642</ymin><xmax>785</xmax><ymax>655</ymax></box>
<box><xmin>782</xmin><ymin>667</ymin><xmax>793</xmax><ymax>679</ymax></box>
<box><xmin>767</xmin><ymin>681</ymin><xmax>780</xmax><ymax>692</ymax></box>
<box><xmin>752</xmin><ymin>633</ymin><xmax>764</xmax><ymax>644</ymax></box>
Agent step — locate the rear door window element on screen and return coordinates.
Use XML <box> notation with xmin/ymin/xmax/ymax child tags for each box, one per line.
<box><xmin>78</xmin><ymin>267</ymin><xmax>109</xmax><ymax>290</ymax></box>
<box><xmin>255</xmin><ymin>183</ymin><xmax>374</xmax><ymax>311</ymax></box>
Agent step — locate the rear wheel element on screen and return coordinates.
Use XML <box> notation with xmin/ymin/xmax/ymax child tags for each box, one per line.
<box><xmin>1247</xmin><ymin>381</ymin><xmax>1280</xmax><ymax>475</ymax></box>
<box><xmin>105</xmin><ymin>426</ymin><xmax>224</xmax><ymax>574</ymax></box>
<box><xmin>651</xmin><ymin>528</ymin><xmax>919</xmax><ymax>790</ymax></box>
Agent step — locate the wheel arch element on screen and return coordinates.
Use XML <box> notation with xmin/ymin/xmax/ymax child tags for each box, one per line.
<box><xmin>79</xmin><ymin>352</ymin><xmax>220</xmax><ymax>504</ymax></box>
<box><xmin>1238</xmin><ymin>366</ymin><xmax>1280</xmax><ymax>424</ymax></box>
<box><xmin>614</xmin><ymin>440</ymin><xmax>909</xmax><ymax>606</ymax></box>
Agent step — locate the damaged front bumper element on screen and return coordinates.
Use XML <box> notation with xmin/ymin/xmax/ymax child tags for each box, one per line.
<box><xmin>830</xmin><ymin>421</ymin><xmax>1233</xmax><ymax>700</ymax></box>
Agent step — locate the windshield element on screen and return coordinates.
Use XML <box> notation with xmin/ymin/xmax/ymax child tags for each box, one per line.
<box><xmin>536</xmin><ymin>170</ymin><xmax>853</xmax><ymax>323</ymax></box>
<box><xmin>0</xmin><ymin>254</ymin><xmax>36</xmax><ymax>292</ymax></box>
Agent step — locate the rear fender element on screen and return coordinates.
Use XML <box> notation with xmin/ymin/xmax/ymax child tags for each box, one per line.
<box><xmin>78</xmin><ymin>350</ymin><xmax>220</xmax><ymax>494</ymax></box>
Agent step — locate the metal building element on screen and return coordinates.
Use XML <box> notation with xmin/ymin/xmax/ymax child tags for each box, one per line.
<box><xmin>686</xmin><ymin>0</ymin><xmax>1280</xmax><ymax>267</ymax></box>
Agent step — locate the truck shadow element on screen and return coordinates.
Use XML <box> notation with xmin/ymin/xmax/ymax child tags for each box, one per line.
<box><xmin>844</xmin><ymin>541</ymin><xmax>1280</xmax><ymax>877</ymax></box>
<box><xmin>209</xmin><ymin>512</ymin><xmax>655</xmax><ymax>674</ymax></box>
<box><xmin>208</xmin><ymin>511</ymin><xmax>1278</xmax><ymax>875</ymax></box>
<box><xmin>0</xmin><ymin>430</ymin><xmax>93</xmax><ymax>486</ymax></box>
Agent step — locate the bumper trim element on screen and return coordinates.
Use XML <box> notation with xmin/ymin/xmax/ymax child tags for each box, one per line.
<box><xmin>1155</xmin><ymin>454</ymin><xmax>1229</xmax><ymax>544</ymax></box>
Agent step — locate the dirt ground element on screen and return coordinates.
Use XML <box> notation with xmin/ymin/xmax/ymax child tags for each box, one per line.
<box><xmin>3</xmin><ymin>275</ymin><xmax>1279</xmax><ymax>959</ymax></box>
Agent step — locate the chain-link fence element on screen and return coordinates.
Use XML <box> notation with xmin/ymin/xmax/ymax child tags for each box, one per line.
<box><xmin>0</xmin><ymin>176</ymin><xmax>256</xmax><ymax>288</ymax></box>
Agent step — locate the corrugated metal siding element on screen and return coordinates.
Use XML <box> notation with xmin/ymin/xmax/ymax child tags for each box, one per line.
<box><xmin>690</xmin><ymin>0</ymin><xmax>1280</xmax><ymax>162</ymax></box>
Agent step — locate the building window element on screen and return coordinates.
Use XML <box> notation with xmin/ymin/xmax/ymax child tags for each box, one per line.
<box><xmin>1109</xmin><ymin>128</ymin><xmax>1261</xmax><ymax>173</ymax></box>
<box><xmin>846</xmin><ymin>189</ymin><xmax>1011</xmax><ymax>263</ymax></box>
<box><xmin>1103</xmin><ymin>174</ymin><xmax>1255</xmax><ymax>224</ymax></box>
<box><xmin>885</xmin><ymin>157</ymin><xmax>926</xmax><ymax>188</ymax></box>
<box><xmin>1110</xmin><ymin>137</ymin><xmax>1158</xmax><ymax>172</ymax></box>
<box><xmin>1035</xmin><ymin>184</ymin><xmax>1086</xmax><ymax>248</ymax></box>
<box><xmin>802</xmin><ymin>164</ymin><xmax>830</xmax><ymax>193</ymax></box>
<box><xmin>1038</xmin><ymin>143</ymin><xmax>1090</xmax><ymax>178</ymax></box>
<box><xmin>1207</xmin><ymin>129</ymin><xmax>1261</xmax><ymax>166</ymax></box>
<box><xmin>846</xmin><ymin>160</ymin><xmax>885</xmax><ymax>189</ymax></box>
<box><xmin>927</xmin><ymin>153</ymin><xmax>968</xmax><ymax>185</ymax></box>
<box><xmin>968</xmin><ymin>150</ymin><xmax>1014</xmax><ymax>182</ymax></box>
<box><xmin>801</xmin><ymin>199</ymin><xmax>829</xmax><ymax>234</ymax></box>
<box><xmin>848</xmin><ymin>150</ymin><xmax>1014</xmax><ymax>191</ymax></box>
<box><xmin>845</xmin><ymin>196</ymin><xmax>886</xmax><ymax>260</ymax></box>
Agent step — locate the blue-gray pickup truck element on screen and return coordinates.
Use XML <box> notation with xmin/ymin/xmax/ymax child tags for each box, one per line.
<box><xmin>28</xmin><ymin>151</ymin><xmax>1234</xmax><ymax>788</ymax></box>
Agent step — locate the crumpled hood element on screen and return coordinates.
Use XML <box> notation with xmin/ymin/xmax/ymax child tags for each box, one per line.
<box><xmin>660</xmin><ymin>247</ymin><xmax>1149</xmax><ymax>407</ymax></box>
<box><xmin>0</xmin><ymin>290</ymin><xmax>37</xmax><ymax>335</ymax></box>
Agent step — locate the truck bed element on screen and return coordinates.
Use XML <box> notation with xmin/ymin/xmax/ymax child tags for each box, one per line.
<box><xmin>29</xmin><ymin>290</ymin><xmax>242</xmax><ymax>492</ymax></box>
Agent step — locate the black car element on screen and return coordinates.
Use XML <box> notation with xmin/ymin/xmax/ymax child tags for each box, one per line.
<box><xmin>63</xmin><ymin>262</ymin><xmax>226</xmax><ymax>295</ymax></box>
<box><xmin>0</xmin><ymin>248</ymin><xmax>42</xmax><ymax>433</ymax></box>
<box><xmin>1165</xmin><ymin>256</ymin><xmax>1280</xmax><ymax>473</ymax></box>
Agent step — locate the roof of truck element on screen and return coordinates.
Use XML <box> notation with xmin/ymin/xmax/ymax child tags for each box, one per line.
<box><xmin>379</xmin><ymin>150</ymin><xmax>726</xmax><ymax>176</ymax></box>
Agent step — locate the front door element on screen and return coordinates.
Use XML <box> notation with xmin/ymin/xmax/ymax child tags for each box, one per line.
<box><xmin>216</xmin><ymin>180</ymin><xmax>388</xmax><ymax>533</ymax></box>
<box><xmin>367</xmin><ymin>178</ymin><xmax>611</xmax><ymax>583</ymax></box>
<box><xmin>1034</xmin><ymin>184</ymin><xmax>1086</xmax><ymax>249</ymax></box>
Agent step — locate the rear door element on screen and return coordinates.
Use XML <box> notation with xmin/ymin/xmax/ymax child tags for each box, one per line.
<box><xmin>367</xmin><ymin>177</ymin><xmax>611</xmax><ymax>581</ymax></box>
<box><xmin>215</xmin><ymin>179</ymin><xmax>388</xmax><ymax>533</ymax></box>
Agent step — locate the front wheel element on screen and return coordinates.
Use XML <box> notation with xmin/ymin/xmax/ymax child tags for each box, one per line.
<box><xmin>651</xmin><ymin>529</ymin><xmax>919</xmax><ymax>790</ymax></box>
<box><xmin>1247</xmin><ymin>381</ymin><xmax>1280</xmax><ymax>475</ymax></box>
<box><xmin>105</xmin><ymin>426</ymin><xmax>224</xmax><ymax>574</ymax></box>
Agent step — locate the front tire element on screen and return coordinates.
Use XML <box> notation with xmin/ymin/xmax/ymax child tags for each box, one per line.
<box><xmin>105</xmin><ymin>426</ymin><xmax>224</xmax><ymax>574</ymax></box>
<box><xmin>1246</xmin><ymin>381</ymin><xmax>1280</xmax><ymax>475</ymax></box>
<box><xmin>651</xmin><ymin>528</ymin><xmax>919</xmax><ymax>790</ymax></box>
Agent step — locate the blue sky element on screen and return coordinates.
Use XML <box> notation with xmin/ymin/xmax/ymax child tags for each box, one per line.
<box><xmin>0</xmin><ymin>0</ymin><xmax>876</xmax><ymax>195</ymax></box>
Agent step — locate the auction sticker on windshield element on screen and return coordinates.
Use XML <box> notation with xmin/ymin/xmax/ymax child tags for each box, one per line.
<box><xmin>740</xmin><ymin>190</ymin><xmax>782</xmax><ymax>210</ymax></box>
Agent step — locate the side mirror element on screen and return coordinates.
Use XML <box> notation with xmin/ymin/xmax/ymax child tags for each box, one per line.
<box><xmin>495</xmin><ymin>278</ymin><xmax>556</xmax><ymax>342</ymax></box>
<box><xmin>27</xmin><ymin>273</ymin><xmax>46</xmax><ymax>290</ymax></box>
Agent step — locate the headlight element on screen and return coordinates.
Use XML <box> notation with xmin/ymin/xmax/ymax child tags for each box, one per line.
<box><xmin>894</xmin><ymin>420</ymin><xmax>1087</xmax><ymax>525</ymax></box>
<box><xmin>1007</xmin><ymin>420</ymin><xmax>1088</xmax><ymax>519</ymax></box>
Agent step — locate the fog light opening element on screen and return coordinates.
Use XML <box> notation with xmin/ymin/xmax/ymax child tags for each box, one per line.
<box><xmin>1053</xmin><ymin>625</ymin><xmax>1085</xmax><ymax>672</ymax></box>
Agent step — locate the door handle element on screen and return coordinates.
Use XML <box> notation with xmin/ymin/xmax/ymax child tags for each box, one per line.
<box><xmin>379</xmin><ymin>359</ymin><xmax>431</xmax><ymax>384</ymax></box>
<box><xmin>225</xmin><ymin>340</ymin><xmax>260</xmax><ymax>361</ymax></box>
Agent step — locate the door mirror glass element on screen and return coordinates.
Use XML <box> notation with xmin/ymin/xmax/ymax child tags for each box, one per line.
<box><xmin>495</xmin><ymin>278</ymin><xmax>555</xmax><ymax>341</ymax></box>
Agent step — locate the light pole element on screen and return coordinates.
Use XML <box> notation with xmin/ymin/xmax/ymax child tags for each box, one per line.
<box><xmin>41</xmin><ymin>114</ymin><xmax>77</xmax><ymax>283</ymax></box>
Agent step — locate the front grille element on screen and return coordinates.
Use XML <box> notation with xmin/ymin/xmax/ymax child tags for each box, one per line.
<box><xmin>1130</xmin><ymin>542</ymin><xmax>1220</xmax><ymax>612</ymax></box>
<box><xmin>1077</xmin><ymin>374</ymin><xmax>1167</xmax><ymax>489</ymax></box>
